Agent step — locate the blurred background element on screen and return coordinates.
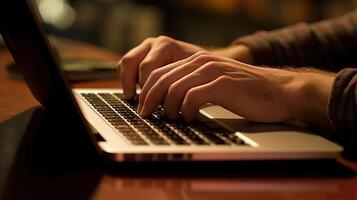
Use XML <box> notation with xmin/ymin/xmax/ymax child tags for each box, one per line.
<box><xmin>1</xmin><ymin>0</ymin><xmax>357</xmax><ymax>54</ymax></box>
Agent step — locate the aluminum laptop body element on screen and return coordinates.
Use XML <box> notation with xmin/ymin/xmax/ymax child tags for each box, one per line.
<box><xmin>1</xmin><ymin>0</ymin><xmax>343</xmax><ymax>162</ymax></box>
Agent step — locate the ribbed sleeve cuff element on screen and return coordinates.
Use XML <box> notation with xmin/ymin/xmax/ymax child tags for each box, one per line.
<box><xmin>328</xmin><ymin>68</ymin><xmax>357</xmax><ymax>158</ymax></box>
<box><xmin>232</xmin><ymin>23</ymin><xmax>313</xmax><ymax>67</ymax></box>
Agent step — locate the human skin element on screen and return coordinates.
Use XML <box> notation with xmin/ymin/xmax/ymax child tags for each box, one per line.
<box><xmin>118</xmin><ymin>36</ymin><xmax>252</xmax><ymax>99</ymax></box>
<box><xmin>117</xmin><ymin>36</ymin><xmax>335</xmax><ymax>130</ymax></box>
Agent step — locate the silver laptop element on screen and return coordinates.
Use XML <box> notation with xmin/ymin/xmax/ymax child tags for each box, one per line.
<box><xmin>1</xmin><ymin>0</ymin><xmax>343</xmax><ymax>162</ymax></box>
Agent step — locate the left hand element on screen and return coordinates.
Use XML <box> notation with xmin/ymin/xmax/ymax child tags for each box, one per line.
<box><xmin>137</xmin><ymin>51</ymin><xmax>335</xmax><ymax>128</ymax></box>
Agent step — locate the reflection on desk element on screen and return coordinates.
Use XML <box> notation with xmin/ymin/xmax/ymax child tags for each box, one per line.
<box><xmin>93</xmin><ymin>176</ymin><xmax>357</xmax><ymax>200</ymax></box>
<box><xmin>1</xmin><ymin>107</ymin><xmax>357</xmax><ymax>200</ymax></box>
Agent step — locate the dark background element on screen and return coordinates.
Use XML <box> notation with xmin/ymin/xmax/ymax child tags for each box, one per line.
<box><xmin>1</xmin><ymin>0</ymin><xmax>356</xmax><ymax>54</ymax></box>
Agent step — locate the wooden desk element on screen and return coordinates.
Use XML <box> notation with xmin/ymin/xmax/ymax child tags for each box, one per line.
<box><xmin>1</xmin><ymin>40</ymin><xmax>357</xmax><ymax>200</ymax></box>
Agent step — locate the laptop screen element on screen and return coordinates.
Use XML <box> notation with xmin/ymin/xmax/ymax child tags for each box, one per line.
<box><xmin>1</xmin><ymin>0</ymin><xmax>99</xmax><ymax>160</ymax></box>
<box><xmin>1</xmin><ymin>0</ymin><xmax>72</xmax><ymax>108</ymax></box>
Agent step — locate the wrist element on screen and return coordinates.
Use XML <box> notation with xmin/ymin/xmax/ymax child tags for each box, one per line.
<box><xmin>212</xmin><ymin>45</ymin><xmax>253</xmax><ymax>64</ymax></box>
<box><xmin>284</xmin><ymin>71</ymin><xmax>335</xmax><ymax>129</ymax></box>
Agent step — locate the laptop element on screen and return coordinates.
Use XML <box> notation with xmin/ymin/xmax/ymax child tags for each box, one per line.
<box><xmin>1</xmin><ymin>0</ymin><xmax>343</xmax><ymax>162</ymax></box>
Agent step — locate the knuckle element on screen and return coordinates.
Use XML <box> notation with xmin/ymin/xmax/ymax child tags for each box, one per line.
<box><xmin>149</xmin><ymin>68</ymin><xmax>162</xmax><ymax>80</ymax></box>
<box><xmin>120</xmin><ymin>56</ymin><xmax>134</xmax><ymax>67</ymax></box>
<box><xmin>216</xmin><ymin>75</ymin><xmax>233</xmax><ymax>85</ymax></box>
<box><xmin>144</xmin><ymin>68</ymin><xmax>162</xmax><ymax>85</ymax></box>
<box><xmin>157</xmin><ymin>36</ymin><xmax>176</xmax><ymax>49</ymax></box>
<box><xmin>202</xmin><ymin>61</ymin><xmax>220</xmax><ymax>70</ymax></box>
<box><xmin>185</xmin><ymin>88</ymin><xmax>199</xmax><ymax>105</ymax></box>
<box><xmin>144</xmin><ymin>37</ymin><xmax>155</xmax><ymax>43</ymax></box>
<box><xmin>194</xmin><ymin>53</ymin><xmax>212</xmax><ymax>63</ymax></box>
<box><xmin>157</xmin><ymin>35</ymin><xmax>172</xmax><ymax>43</ymax></box>
<box><xmin>167</xmin><ymin>82</ymin><xmax>180</xmax><ymax>99</ymax></box>
<box><xmin>157</xmin><ymin>73</ymin><xmax>169</xmax><ymax>85</ymax></box>
<box><xmin>139</xmin><ymin>60</ymin><xmax>153</xmax><ymax>70</ymax></box>
<box><xmin>193</xmin><ymin>50</ymin><xmax>207</xmax><ymax>56</ymax></box>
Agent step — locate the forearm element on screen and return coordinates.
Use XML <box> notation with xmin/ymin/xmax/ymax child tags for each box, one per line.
<box><xmin>284</xmin><ymin>67</ymin><xmax>357</xmax><ymax>159</ymax></box>
<box><xmin>284</xmin><ymin>69</ymin><xmax>335</xmax><ymax>129</ymax></box>
<box><xmin>232</xmin><ymin>9</ymin><xmax>357</xmax><ymax>70</ymax></box>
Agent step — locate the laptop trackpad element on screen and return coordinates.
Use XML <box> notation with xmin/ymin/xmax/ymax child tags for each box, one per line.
<box><xmin>199</xmin><ymin>105</ymin><xmax>300</xmax><ymax>134</ymax></box>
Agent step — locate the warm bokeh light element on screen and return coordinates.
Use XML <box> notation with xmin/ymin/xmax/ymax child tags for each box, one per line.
<box><xmin>27</xmin><ymin>0</ymin><xmax>356</xmax><ymax>54</ymax></box>
<box><xmin>37</xmin><ymin>0</ymin><xmax>76</xmax><ymax>29</ymax></box>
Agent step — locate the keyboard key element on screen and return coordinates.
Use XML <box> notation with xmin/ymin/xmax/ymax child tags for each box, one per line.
<box><xmin>167</xmin><ymin>121</ymin><xmax>208</xmax><ymax>145</ymax></box>
<box><xmin>190</xmin><ymin>123</ymin><xmax>228</xmax><ymax>145</ymax></box>
<box><xmin>81</xmin><ymin>93</ymin><xmax>148</xmax><ymax>145</ymax></box>
<box><xmin>81</xmin><ymin>92</ymin><xmax>245</xmax><ymax>147</ymax></box>
<box><xmin>218</xmin><ymin>132</ymin><xmax>245</xmax><ymax>145</ymax></box>
<box><xmin>146</xmin><ymin>117</ymin><xmax>188</xmax><ymax>145</ymax></box>
<box><xmin>96</xmin><ymin>93</ymin><xmax>169</xmax><ymax>145</ymax></box>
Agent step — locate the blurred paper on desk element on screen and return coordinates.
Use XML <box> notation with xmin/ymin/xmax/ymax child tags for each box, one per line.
<box><xmin>61</xmin><ymin>59</ymin><xmax>118</xmax><ymax>81</ymax></box>
<box><xmin>7</xmin><ymin>59</ymin><xmax>118</xmax><ymax>82</ymax></box>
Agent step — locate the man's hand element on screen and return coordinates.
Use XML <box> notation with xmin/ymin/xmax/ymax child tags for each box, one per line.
<box><xmin>137</xmin><ymin>51</ymin><xmax>335</xmax><ymax>129</ymax></box>
<box><xmin>117</xmin><ymin>36</ymin><xmax>252</xmax><ymax>100</ymax></box>
<box><xmin>118</xmin><ymin>36</ymin><xmax>204</xmax><ymax>99</ymax></box>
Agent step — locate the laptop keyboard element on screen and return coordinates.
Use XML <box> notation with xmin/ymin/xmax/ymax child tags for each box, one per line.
<box><xmin>80</xmin><ymin>92</ymin><xmax>246</xmax><ymax>146</ymax></box>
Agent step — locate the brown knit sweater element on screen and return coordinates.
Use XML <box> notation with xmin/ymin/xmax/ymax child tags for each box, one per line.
<box><xmin>234</xmin><ymin>9</ymin><xmax>357</xmax><ymax>158</ymax></box>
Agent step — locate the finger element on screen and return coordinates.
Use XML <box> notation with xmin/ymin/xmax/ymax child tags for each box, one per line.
<box><xmin>138</xmin><ymin>48</ymin><xmax>170</xmax><ymax>88</ymax></box>
<box><xmin>139</xmin><ymin>52</ymin><xmax>217</xmax><ymax>116</ymax></box>
<box><xmin>163</xmin><ymin>61</ymin><xmax>226</xmax><ymax>119</ymax></box>
<box><xmin>137</xmin><ymin>51</ymin><xmax>209</xmax><ymax>112</ymax></box>
<box><xmin>137</xmin><ymin>62</ymin><xmax>177</xmax><ymax>112</ymax></box>
<box><xmin>181</xmin><ymin>76</ymin><xmax>232</xmax><ymax>122</ymax></box>
<box><xmin>119</xmin><ymin>39</ymin><xmax>152</xmax><ymax>99</ymax></box>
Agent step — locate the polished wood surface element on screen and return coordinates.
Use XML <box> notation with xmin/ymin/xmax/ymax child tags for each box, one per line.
<box><xmin>1</xmin><ymin>39</ymin><xmax>357</xmax><ymax>200</ymax></box>
<box><xmin>0</xmin><ymin>38</ymin><xmax>120</xmax><ymax>122</ymax></box>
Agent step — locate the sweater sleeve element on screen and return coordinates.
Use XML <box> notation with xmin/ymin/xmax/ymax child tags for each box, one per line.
<box><xmin>232</xmin><ymin>9</ymin><xmax>357</xmax><ymax>72</ymax></box>
<box><xmin>328</xmin><ymin>68</ymin><xmax>357</xmax><ymax>159</ymax></box>
<box><xmin>233</xmin><ymin>10</ymin><xmax>357</xmax><ymax>158</ymax></box>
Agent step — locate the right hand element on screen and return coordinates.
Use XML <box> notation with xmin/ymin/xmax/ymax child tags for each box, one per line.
<box><xmin>137</xmin><ymin>51</ymin><xmax>334</xmax><ymax>130</ymax></box>
<box><xmin>118</xmin><ymin>36</ymin><xmax>204</xmax><ymax>99</ymax></box>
